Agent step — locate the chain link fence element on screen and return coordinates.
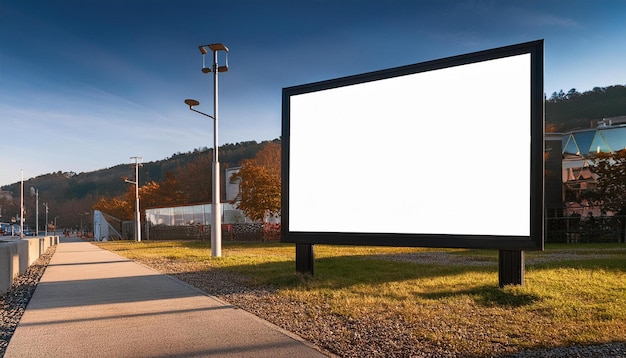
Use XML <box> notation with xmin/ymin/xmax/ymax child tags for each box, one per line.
<box><xmin>146</xmin><ymin>222</ymin><xmax>281</xmax><ymax>242</ymax></box>
<box><xmin>546</xmin><ymin>215</ymin><xmax>626</xmax><ymax>243</ymax></box>
<box><xmin>119</xmin><ymin>216</ymin><xmax>626</xmax><ymax>244</ymax></box>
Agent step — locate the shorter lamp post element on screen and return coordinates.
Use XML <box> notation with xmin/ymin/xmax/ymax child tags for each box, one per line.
<box><xmin>125</xmin><ymin>156</ymin><xmax>142</xmax><ymax>242</ymax></box>
<box><xmin>30</xmin><ymin>187</ymin><xmax>39</xmax><ymax>236</ymax></box>
<box><xmin>79</xmin><ymin>212</ymin><xmax>87</xmax><ymax>234</ymax></box>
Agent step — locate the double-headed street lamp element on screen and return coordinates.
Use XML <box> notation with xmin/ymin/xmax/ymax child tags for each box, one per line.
<box><xmin>184</xmin><ymin>43</ymin><xmax>229</xmax><ymax>257</ymax></box>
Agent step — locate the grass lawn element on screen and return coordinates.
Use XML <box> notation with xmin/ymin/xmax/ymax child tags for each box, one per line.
<box><xmin>95</xmin><ymin>240</ymin><xmax>626</xmax><ymax>355</ymax></box>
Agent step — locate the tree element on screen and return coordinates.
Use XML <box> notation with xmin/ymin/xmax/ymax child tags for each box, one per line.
<box><xmin>174</xmin><ymin>152</ymin><xmax>211</xmax><ymax>204</ymax></box>
<box><xmin>136</xmin><ymin>180</ymin><xmax>164</xmax><ymax>213</ymax></box>
<box><xmin>154</xmin><ymin>172</ymin><xmax>188</xmax><ymax>206</ymax></box>
<box><xmin>231</xmin><ymin>141</ymin><xmax>281</xmax><ymax>223</ymax></box>
<box><xmin>591</xmin><ymin>150</ymin><xmax>626</xmax><ymax>215</ymax></box>
<box><xmin>566</xmin><ymin>88</ymin><xmax>580</xmax><ymax>99</ymax></box>
<box><xmin>92</xmin><ymin>177</ymin><xmax>189</xmax><ymax>221</ymax></box>
<box><xmin>93</xmin><ymin>196</ymin><xmax>133</xmax><ymax>220</ymax></box>
<box><xmin>0</xmin><ymin>194</ymin><xmax>18</xmax><ymax>226</ymax></box>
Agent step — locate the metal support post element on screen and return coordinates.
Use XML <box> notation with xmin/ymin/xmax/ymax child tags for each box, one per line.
<box><xmin>498</xmin><ymin>250</ymin><xmax>524</xmax><ymax>287</ymax></box>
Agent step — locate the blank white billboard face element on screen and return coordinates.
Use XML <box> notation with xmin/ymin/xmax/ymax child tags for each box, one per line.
<box><xmin>283</xmin><ymin>41</ymin><xmax>543</xmax><ymax>249</ymax></box>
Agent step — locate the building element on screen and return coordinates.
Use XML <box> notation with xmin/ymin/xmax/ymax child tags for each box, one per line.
<box><xmin>556</xmin><ymin>117</ymin><xmax>626</xmax><ymax>216</ymax></box>
<box><xmin>141</xmin><ymin>166</ymin><xmax>280</xmax><ymax>241</ymax></box>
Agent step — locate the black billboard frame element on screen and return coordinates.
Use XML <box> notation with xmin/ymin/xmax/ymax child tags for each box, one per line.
<box><xmin>281</xmin><ymin>40</ymin><xmax>544</xmax><ymax>284</ymax></box>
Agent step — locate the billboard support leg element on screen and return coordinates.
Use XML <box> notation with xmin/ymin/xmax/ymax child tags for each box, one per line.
<box><xmin>295</xmin><ymin>243</ymin><xmax>314</xmax><ymax>275</ymax></box>
<box><xmin>498</xmin><ymin>250</ymin><xmax>524</xmax><ymax>287</ymax></box>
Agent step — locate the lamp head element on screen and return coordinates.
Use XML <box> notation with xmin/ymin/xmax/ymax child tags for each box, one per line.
<box><xmin>184</xmin><ymin>99</ymin><xmax>200</xmax><ymax>109</ymax></box>
<box><xmin>200</xmin><ymin>43</ymin><xmax>229</xmax><ymax>53</ymax></box>
<box><xmin>208</xmin><ymin>43</ymin><xmax>229</xmax><ymax>52</ymax></box>
<box><xmin>198</xmin><ymin>43</ymin><xmax>229</xmax><ymax>73</ymax></box>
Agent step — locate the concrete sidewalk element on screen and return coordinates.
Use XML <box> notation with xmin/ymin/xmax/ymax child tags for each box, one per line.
<box><xmin>4</xmin><ymin>237</ymin><xmax>330</xmax><ymax>357</ymax></box>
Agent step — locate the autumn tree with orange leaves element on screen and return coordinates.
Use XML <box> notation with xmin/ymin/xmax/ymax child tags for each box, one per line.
<box><xmin>93</xmin><ymin>176</ymin><xmax>188</xmax><ymax>220</ymax></box>
<box><xmin>93</xmin><ymin>142</ymin><xmax>282</xmax><ymax>223</ymax></box>
<box><xmin>230</xmin><ymin>141</ymin><xmax>281</xmax><ymax>222</ymax></box>
<box><xmin>92</xmin><ymin>196</ymin><xmax>132</xmax><ymax>220</ymax></box>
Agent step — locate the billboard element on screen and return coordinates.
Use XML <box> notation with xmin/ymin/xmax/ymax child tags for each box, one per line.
<box><xmin>282</xmin><ymin>40</ymin><xmax>544</xmax><ymax>250</ymax></box>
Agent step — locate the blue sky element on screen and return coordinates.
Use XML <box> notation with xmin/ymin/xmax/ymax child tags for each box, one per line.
<box><xmin>1</xmin><ymin>0</ymin><xmax>625</xmax><ymax>186</ymax></box>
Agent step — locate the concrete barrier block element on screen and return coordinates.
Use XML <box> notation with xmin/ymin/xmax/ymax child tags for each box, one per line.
<box><xmin>0</xmin><ymin>244</ymin><xmax>14</xmax><ymax>294</ymax></box>
<box><xmin>0</xmin><ymin>240</ymin><xmax>22</xmax><ymax>294</ymax></box>
<box><xmin>17</xmin><ymin>239</ymin><xmax>29</xmax><ymax>274</ymax></box>
<box><xmin>0</xmin><ymin>237</ymin><xmax>58</xmax><ymax>295</ymax></box>
<box><xmin>25</xmin><ymin>238</ymin><xmax>40</xmax><ymax>267</ymax></box>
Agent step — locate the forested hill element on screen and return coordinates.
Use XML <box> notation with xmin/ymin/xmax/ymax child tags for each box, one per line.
<box><xmin>546</xmin><ymin>84</ymin><xmax>626</xmax><ymax>132</ymax></box>
<box><xmin>0</xmin><ymin>140</ymin><xmax>276</xmax><ymax>228</ymax></box>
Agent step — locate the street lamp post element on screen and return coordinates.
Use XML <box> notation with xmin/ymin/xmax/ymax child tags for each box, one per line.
<box><xmin>43</xmin><ymin>202</ymin><xmax>49</xmax><ymax>236</ymax></box>
<box><xmin>184</xmin><ymin>42</ymin><xmax>229</xmax><ymax>257</ymax></box>
<box><xmin>125</xmin><ymin>156</ymin><xmax>142</xmax><ymax>242</ymax></box>
<box><xmin>79</xmin><ymin>212</ymin><xmax>85</xmax><ymax>233</ymax></box>
<box><xmin>78</xmin><ymin>212</ymin><xmax>90</xmax><ymax>236</ymax></box>
<box><xmin>30</xmin><ymin>187</ymin><xmax>39</xmax><ymax>236</ymax></box>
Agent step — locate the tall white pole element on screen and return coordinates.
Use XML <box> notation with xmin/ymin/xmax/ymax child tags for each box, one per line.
<box><xmin>211</xmin><ymin>48</ymin><xmax>222</xmax><ymax>257</ymax></box>
<box><xmin>131</xmin><ymin>156</ymin><xmax>142</xmax><ymax>242</ymax></box>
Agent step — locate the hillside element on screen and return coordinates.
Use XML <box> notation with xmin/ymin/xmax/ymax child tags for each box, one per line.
<box><xmin>0</xmin><ymin>140</ymin><xmax>275</xmax><ymax>230</ymax></box>
<box><xmin>546</xmin><ymin>84</ymin><xmax>626</xmax><ymax>131</ymax></box>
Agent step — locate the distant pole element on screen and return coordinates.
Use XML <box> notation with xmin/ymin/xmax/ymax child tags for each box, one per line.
<box><xmin>20</xmin><ymin>170</ymin><xmax>24</xmax><ymax>239</ymax></box>
<box><xmin>43</xmin><ymin>203</ymin><xmax>49</xmax><ymax>236</ymax></box>
<box><xmin>29</xmin><ymin>186</ymin><xmax>39</xmax><ymax>235</ymax></box>
<box><xmin>35</xmin><ymin>189</ymin><xmax>39</xmax><ymax>236</ymax></box>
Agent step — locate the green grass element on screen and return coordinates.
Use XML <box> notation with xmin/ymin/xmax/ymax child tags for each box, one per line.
<box><xmin>95</xmin><ymin>240</ymin><xmax>626</xmax><ymax>354</ymax></box>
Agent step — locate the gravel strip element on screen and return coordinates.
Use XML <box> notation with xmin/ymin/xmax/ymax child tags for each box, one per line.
<box><xmin>0</xmin><ymin>245</ymin><xmax>56</xmax><ymax>357</ymax></box>
<box><xmin>1</xmin><ymin>247</ymin><xmax>625</xmax><ymax>357</ymax></box>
